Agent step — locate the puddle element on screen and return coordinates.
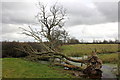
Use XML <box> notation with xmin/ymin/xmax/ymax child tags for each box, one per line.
<box><xmin>101</xmin><ymin>64</ymin><xmax>118</xmax><ymax>79</ymax></box>
<box><xmin>69</xmin><ymin>57</ymin><xmax>118</xmax><ymax>79</ymax></box>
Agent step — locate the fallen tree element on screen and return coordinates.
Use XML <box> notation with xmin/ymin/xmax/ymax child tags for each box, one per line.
<box><xmin>16</xmin><ymin>43</ymin><xmax>103</xmax><ymax>78</ymax></box>
<box><xmin>18</xmin><ymin>2</ymin><xmax>103</xmax><ymax>78</ymax></box>
<box><xmin>18</xmin><ymin>25</ymin><xmax>103</xmax><ymax>78</ymax></box>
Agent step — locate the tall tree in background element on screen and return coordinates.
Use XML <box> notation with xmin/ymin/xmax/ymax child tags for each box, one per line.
<box><xmin>21</xmin><ymin>2</ymin><xmax>68</xmax><ymax>49</ymax></box>
<box><xmin>68</xmin><ymin>37</ymin><xmax>80</xmax><ymax>44</ymax></box>
<box><xmin>36</xmin><ymin>2</ymin><xmax>67</xmax><ymax>48</ymax></box>
<box><xmin>36</xmin><ymin>2</ymin><xmax>66</xmax><ymax>40</ymax></box>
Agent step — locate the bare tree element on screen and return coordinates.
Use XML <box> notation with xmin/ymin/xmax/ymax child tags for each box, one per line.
<box><xmin>36</xmin><ymin>2</ymin><xmax>66</xmax><ymax>43</ymax></box>
<box><xmin>61</xmin><ymin>29</ymin><xmax>69</xmax><ymax>44</ymax></box>
<box><xmin>20</xmin><ymin>2</ymin><xmax>67</xmax><ymax>49</ymax></box>
<box><xmin>50</xmin><ymin>28</ymin><xmax>69</xmax><ymax>46</ymax></box>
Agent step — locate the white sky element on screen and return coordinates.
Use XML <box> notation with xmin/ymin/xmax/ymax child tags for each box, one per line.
<box><xmin>1</xmin><ymin>0</ymin><xmax>119</xmax><ymax>42</ymax></box>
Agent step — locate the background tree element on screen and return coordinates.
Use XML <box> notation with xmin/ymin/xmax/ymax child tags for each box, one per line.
<box><xmin>62</xmin><ymin>30</ymin><xmax>70</xmax><ymax>44</ymax></box>
<box><xmin>68</xmin><ymin>37</ymin><xmax>80</xmax><ymax>44</ymax></box>
<box><xmin>50</xmin><ymin>28</ymin><xmax>69</xmax><ymax>46</ymax></box>
<box><xmin>102</xmin><ymin>40</ymin><xmax>108</xmax><ymax>44</ymax></box>
<box><xmin>35</xmin><ymin>2</ymin><xmax>67</xmax><ymax>49</ymax></box>
<box><xmin>20</xmin><ymin>2</ymin><xmax>68</xmax><ymax>50</ymax></box>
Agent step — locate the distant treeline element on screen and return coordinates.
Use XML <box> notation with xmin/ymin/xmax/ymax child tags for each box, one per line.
<box><xmin>2</xmin><ymin>41</ymin><xmax>47</xmax><ymax>58</ymax></box>
<box><xmin>67</xmin><ymin>38</ymin><xmax>120</xmax><ymax>44</ymax></box>
<box><xmin>91</xmin><ymin>39</ymin><xmax>120</xmax><ymax>44</ymax></box>
<box><xmin>1</xmin><ymin>39</ymin><xmax>120</xmax><ymax>58</ymax></box>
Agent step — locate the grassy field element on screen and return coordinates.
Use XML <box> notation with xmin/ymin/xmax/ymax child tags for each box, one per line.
<box><xmin>0</xmin><ymin>59</ymin><xmax>2</xmax><ymax>79</ymax></box>
<box><xmin>60</xmin><ymin>44</ymin><xmax>118</xmax><ymax>56</ymax></box>
<box><xmin>98</xmin><ymin>53</ymin><xmax>118</xmax><ymax>63</ymax></box>
<box><xmin>60</xmin><ymin>44</ymin><xmax>119</xmax><ymax>63</ymax></box>
<box><xmin>2</xmin><ymin>58</ymin><xmax>74</xmax><ymax>78</ymax></box>
<box><xmin>2</xmin><ymin>44</ymin><xmax>120</xmax><ymax>78</ymax></box>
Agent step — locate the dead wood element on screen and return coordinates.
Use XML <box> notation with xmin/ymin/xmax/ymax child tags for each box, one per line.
<box><xmin>16</xmin><ymin>43</ymin><xmax>103</xmax><ymax>78</ymax></box>
<box><xmin>54</xmin><ymin>63</ymin><xmax>82</xmax><ymax>70</ymax></box>
<box><xmin>36</xmin><ymin>52</ymin><xmax>88</xmax><ymax>63</ymax></box>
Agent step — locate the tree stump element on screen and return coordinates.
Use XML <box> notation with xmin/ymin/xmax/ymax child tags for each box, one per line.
<box><xmin>83</xmin><ymin>52</ymin><xmax>103</xmax><ymax>78</ymax></box>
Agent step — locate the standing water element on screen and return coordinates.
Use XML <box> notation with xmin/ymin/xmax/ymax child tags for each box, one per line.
<box><xmin>69</xmin><ymin>57</ymin><xmax>118</xmax><ymax>79</ymax></box>
<box><xmin>101</xmin><ymin>64</ymin><xmax>118</xmax><ymax>79</ymax></box>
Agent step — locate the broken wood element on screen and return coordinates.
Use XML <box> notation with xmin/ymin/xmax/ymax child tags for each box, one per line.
<box><xmin>36</xmin><ymin>52</ymin><xmax>88</xmax><ymax>63</ymax></box>
<box><xmin>54</xmin><ymin>63</ymin><xmax>82</xmax><ymax>70</ymax></box>
<box><xmin>16</xmin><ymin>43</ymin><xmax>103</xmax><ymax>78</ymax></box>
<box><xmin>83</xmin><ymin>52</ymin><xmax>103</xmax><ymax>78</ymax></box>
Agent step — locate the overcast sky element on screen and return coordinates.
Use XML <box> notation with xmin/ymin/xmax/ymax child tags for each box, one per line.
<box><xmin>1</xmin><ymin>0</ymin><xmax>119</xmax><ymax>42</ymax></box>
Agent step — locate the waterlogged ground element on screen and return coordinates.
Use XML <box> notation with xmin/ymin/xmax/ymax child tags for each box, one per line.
<box><xmin>2</xmin><ymin>58</ymin><xmax>118</xmax><ymax>78</ymax></box>
<box><xmin>101</xmin><ymin>64</ymin><xmax>118</xmax><ymax>78</ymax></box>
<box><xmin>70</xmin><ymin>57</ymin><xmax>118</xmax><ymax>78</ymax></box>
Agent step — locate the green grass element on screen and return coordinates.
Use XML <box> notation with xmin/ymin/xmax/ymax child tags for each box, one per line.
<box><xmin>98</xmin><ymin>53</ymin><xmax>118</xmax><ymax>64</ymax></box>
<box><xmin>0</xmin><ymin>58</ymin><xmax>2</xmax><ymax>79</ymax></box>
<box><xmin>2</xmin><ymin>58</ymin><xmax>74</xmax><ymax>78</ymax></box>
<box><xmin>60</xmin><ymin>44</ymin><xmax>118</xmax><ymax>57</ymax></box>
<box><xmin>60</xmin><ymin>44</ymin><xmax>119</xmax><ymax>63</ymax></box>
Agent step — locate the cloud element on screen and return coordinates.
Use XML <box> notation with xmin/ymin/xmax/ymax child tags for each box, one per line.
<box><xmin>66</xmin><ymin>22</ymin><xmax>118</xmax><ymax>42</ymax></box>
<box><xmin>95</xmin><ymin>2</ymin><xmax>118</xmax><ymax>22</ymax></box>
<box><xmin>1</xmin><ymin>0</ymin><xmax>118</xmax><ymax>42</ymax></box>
<box><xmin>2</xmin><ymin>1</ymin><xmax>118</xmax><ymax>26</ymax></box>
<box><xmin>2</xmin><ymin>22</ymin><xmax>117</xmax><ymax>42</ymax></box>
<box><xmin>1</xmin><ymin>23</ymin><xmax>42</xmax><ymax>41</ymax></box>
<box><xmin>64</xmin><ymin>1</ymin><xmax>118</xmax><ymax>26</ymax></box>
<box><xmin>2</xmin><ymin>32</ymin><xmax>35</xmax><ymax>41</ymax></box>
<box><xmin>1</xmin><ymin>23</ymin><xmax>35</xmax><ymax>41</ymax></box>
<box><xmin>2</xmin><ymin>2</ymin><xmax>37</xmax><ymax>24</ymax></box>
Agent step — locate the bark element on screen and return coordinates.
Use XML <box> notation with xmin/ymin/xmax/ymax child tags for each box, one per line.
<box><xmin>36</xmin><ymin>52</ymin><xmax>88</xmax><ymax>63</ymax></box>
<box><xmin>54</xmin><ymin>63</ymin><xmax>82</xmax><ymax>70</ymax></box>
<box><xmin>16</xmin><ymin>43</ymin><xmax>103</xmax><ymax>78</ymax></box>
